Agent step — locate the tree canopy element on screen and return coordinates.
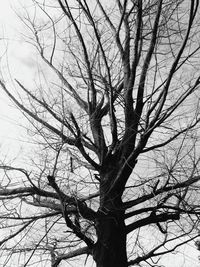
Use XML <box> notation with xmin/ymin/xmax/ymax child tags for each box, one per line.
<box><xmin>1</xmin><ymin>0</ymin><xmax>200</xmax><ymax>266</ymax></box>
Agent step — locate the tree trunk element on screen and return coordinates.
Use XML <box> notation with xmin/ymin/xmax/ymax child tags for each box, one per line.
<box><xmin>93</xmin><ymin>209</ymin><xmax>128</xmax><ymax>267</ymax></box>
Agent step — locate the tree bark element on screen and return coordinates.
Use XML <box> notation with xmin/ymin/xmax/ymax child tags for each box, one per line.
<box><xmin>91</xmin><ymin>155</ymin><xmax>128</xmax><ymax>266</ymax></box>
<box><xmin>93</xmin><ymin>209</ymin><xmax>127</xmax><ymax>267</ymax></box>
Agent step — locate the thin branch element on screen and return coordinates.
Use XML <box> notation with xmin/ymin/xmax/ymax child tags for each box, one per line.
<box><xmin>53</xmin><ymin>246</ymin><xmax>90</xmax><ymax>267</ymax></box>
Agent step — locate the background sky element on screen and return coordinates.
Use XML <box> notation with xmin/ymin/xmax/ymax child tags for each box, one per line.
<box><xmin>0</xmin><ymin>1</ymin><xmax>199</xmax><ymax>267</ymax></box>
<box><xmin>0</xmin><ymin>0</ymin><xmax>35</xmax><ymax>161</ymax></box>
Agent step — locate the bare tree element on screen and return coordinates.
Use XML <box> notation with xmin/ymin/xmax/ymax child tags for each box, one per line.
<box><xmin>1</xmin><ymin>0</ymin><xmax>200</xmax><ymax>266</ymax></box>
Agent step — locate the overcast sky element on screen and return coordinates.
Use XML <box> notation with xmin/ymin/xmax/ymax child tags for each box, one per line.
<box><xmin>0</xmin><ymin>1</ymin><xmax>200</xmax><ymax>267</ymax></box>
<box><xmin>0</xmin><ymin>0</ymin><xmax>34</xmax><ymax>160</ymax></box>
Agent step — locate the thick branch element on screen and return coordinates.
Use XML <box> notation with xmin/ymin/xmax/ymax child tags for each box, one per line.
<box><xmin>123</xmin><ymin>175</ymin><xmax>200</xmax><ymax>209</ymax></box>
<box><xmin>126</xmin><ymin>212</ymin><xmax>179</xmax><ymax>234</ymax></box>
